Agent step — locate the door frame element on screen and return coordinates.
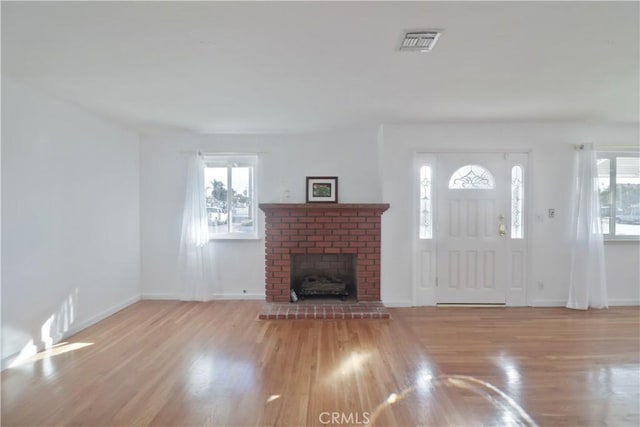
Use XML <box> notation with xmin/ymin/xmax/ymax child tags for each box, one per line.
<box><xmin>412</xmin><ymin>149</ymin><xmax>532</xmax><ymax>306</ymax></box>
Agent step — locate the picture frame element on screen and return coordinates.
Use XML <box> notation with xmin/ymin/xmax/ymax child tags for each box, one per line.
<box><xmin>306</xmin><ymin>176</ymin><xmax>338</xmax><ymax>203</ymax></box>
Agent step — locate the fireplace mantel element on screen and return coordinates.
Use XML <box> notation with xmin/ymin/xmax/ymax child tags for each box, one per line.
<box><xmin>259</xmin><ymin>203</ymin><xmax>390</xmax><ymax>211</ymax></box>
<box><xmin>259</xmin><ymin>202</ymin><xmax>390</xmax><ymax>303</ymax></box>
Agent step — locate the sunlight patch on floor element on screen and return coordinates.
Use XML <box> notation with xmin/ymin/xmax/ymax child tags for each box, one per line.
<box><xmin>266</xmin><ymin>394</ymin><xmax>281</xmax><ymax>403</ymax></box>
<box><xmin>9</xmin><ymin>342</ymin><xmax>93</xmax><ymax>368</ymax></box>
<box><xmin>327</xmin><ymin>351</ymin><xmax>372</xmax><ymax>382</ymax></box>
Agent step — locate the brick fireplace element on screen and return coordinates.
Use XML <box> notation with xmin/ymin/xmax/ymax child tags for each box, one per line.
<box><xmin>259</xmin><ymin>203</ymin><xmax>390</xmax><ymax>303</ymax></box>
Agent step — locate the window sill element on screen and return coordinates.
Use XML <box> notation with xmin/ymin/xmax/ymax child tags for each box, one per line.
<box><xmin>604</xmin><ymin>238</ymin><xmax>640</xmax><ymax>244</ymax></box>
<box><xmin>209</xmin><ymin>234</ymin><xmax>261</xmax><ymax>242</ymax></box>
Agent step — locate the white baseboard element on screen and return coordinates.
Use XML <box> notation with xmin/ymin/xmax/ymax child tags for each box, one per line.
<box><xmin>141</xmin><ymin>292</ymin><xmax>179</xmax><ymax>300</ymax></box>
<box><xmin>383</xmin><ymin>300</ymin><xmax>413</xmax><ymax>308</ymax></box>
<box><xmin>530</xmin><ymin>299</ymin><xmax>639</xmax><ymax>307</ymax></box>
<box><xmin>529</xmin><ymin>299</ymin><xmax>566</xmax><ymax>307</ymax></box>
<box><xmin>141</xmin><ymin>293</ymin><xmax>265</xmax><ymax>301</ymax></box>
<box><xmin>1</xmin><ymin>294</ymin><xmax>140</xmax><ymax>371</ymax></box>
<box><xmin>210</xmin><ymin>293</ymin><xmax>264</xmax><ymax>300</ymax></box>
<box><xmin>608</xmin><ymin>298</ymin><xmax>640</xmax><ymax>306</ymax></box>
<box><xmin>63</xmin><ymin>294</ymin><xmax>140</xmax><ymax>339</ymax></box>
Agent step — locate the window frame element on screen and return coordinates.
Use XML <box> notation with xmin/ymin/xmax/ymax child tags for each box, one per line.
<box><xmin>597</xmin><ymin>151</ymin><xmax>640</xmax><ymax>242</ymax></box>
<box><xmin>203</xmin><ymin>153</ymin><xmax>259</xmax><ymax>240</ymax></box>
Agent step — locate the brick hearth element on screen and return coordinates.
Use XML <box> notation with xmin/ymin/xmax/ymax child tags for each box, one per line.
<box><xmin>259</xmin><ymin>203</ymin><xmax>390</xmax><ymax>303</ymax></box>
<box><xmin>258</xmin><ymin>301</ymin><xmax>390</xmax><ymax>320</ymax></box>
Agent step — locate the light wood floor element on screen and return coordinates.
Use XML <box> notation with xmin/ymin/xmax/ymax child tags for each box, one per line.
<box><xmin>2</xmin><ymin>301</ymin><xmax>638</xmax><ymax>426</ymax></box>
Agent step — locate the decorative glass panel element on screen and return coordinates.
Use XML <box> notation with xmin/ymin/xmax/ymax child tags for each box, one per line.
<box><xmin>511</xmin><ymin>166</ymin><xmax>524</xmax><ymax>239</ymax></box>
<box><xmin>419</xmin><ymin>165</ymin><xmax>433</xmax><ymax>239</ymax></box>
<box><xmin>448</xmin><ymin>165</ymin><xmax>496</xmax><ymax>189</ymax></box>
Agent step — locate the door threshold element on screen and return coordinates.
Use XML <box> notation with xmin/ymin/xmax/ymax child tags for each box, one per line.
<box><xmin>436</xmin><ymin>303</ymin><xmax>506</xmax><ymax>308</ymax></box>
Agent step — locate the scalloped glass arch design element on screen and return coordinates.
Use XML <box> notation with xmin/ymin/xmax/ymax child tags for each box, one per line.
<box><xmin>448</xmin><ymin>165</ymin><xmax>496</xmax><ymax>189</ymax></box>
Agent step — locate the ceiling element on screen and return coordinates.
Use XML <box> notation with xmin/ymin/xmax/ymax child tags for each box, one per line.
<box><xmin>2</xmin><ymin>1</ymin><xmax>638</xmax><ymax>134</ymax></box>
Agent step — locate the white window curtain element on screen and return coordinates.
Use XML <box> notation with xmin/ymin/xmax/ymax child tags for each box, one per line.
<box><xmin>566</xmin><ymin>144</ymin><xmax>608</xmax><ymax>310</ymax></box>
<box><xmin>177</xmin><ymin>153</ymin><xmax>211</xmax><ymax>301</ymax></box>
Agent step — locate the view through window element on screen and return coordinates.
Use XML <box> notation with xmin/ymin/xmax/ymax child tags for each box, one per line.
<box><xmin>598</xmin><ymin>154</ymin><xmax>640</xmax><ymax>238</ymax></box>
<box><xmin>204</xmin><ymin>155</ymin><xmax>257</xmax><ymax>238</ymax></box>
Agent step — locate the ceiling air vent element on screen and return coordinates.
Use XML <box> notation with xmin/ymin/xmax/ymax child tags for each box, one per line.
<box><xmin>400</xmin><ymin>31</ymin><xmax>441</xmax><ymax>52</ymax></box>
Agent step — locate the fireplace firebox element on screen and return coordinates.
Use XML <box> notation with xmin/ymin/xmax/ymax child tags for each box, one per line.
<box><xmin>291</xmin><ymin>254</ymin><xmax>356</xmax><ymax>300</ymax></box>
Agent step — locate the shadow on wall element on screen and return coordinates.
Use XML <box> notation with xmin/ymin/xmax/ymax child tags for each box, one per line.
<box><xmin>4</xmin><ymin>289</ymin><xmax>80</xmax><ymax>369</ymax></box>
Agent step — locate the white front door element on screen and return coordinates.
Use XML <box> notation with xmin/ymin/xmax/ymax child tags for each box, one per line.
<box><xmin>435</xmin><ymin>153</ymin><xmax>509</xmax><ymax>304</ymax></box>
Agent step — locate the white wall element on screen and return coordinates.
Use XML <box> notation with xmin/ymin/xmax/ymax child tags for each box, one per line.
<box><xmin>1</xmin><ymin>79</ymin><xmax>141</xmax><ymax>364</ymax></box>
<box><xmin>139</xmin><ymin>129</ymin><xmax>381</xmax><ymax>299</ymax></box>
<box><xmin>380</xmin><ymin>122</ymin><xmax>640</xmax><ymax>306</ymax></box>
<box><xmin>605</xmin><ymin>243</ymin><xmax>640</xmax><ymax>305</ymax></box>
<box><xmin>141</xmin><ymin>122</ymin><xmax>639</xmax><ymax>307</ymax></box>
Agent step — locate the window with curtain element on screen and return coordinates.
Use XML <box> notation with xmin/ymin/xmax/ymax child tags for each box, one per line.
<box><xmin>204</xmin><ymin>154</ymin><xmax>258</xmax><ymax>239</ymax></box>
<box><xmin>597</xmin><ymin>153</ymin><xmax>640</xmax><ymax>239</ymax></box>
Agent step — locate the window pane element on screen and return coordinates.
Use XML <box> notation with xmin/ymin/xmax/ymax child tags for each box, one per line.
<box><xmin>511</xmin><ymin>166</ymin><xmax>523</xmax><ymax>239</ymax></box>
<box><xmin>615</xmin><ymin>157</ymin><xmax>640</xmax><ymax>236</ymax></box>
<box><xmin>230</xmin><ymin>166</ymin><xmax>255</xmax><ymax>234</ymax></box>
<box><xmin>448</xmin><ymin>165</ymin><xmax>495</xmax><ymax>189</ymax></box>
<box><xmin>205</xmin><ymin>167</ymin><xmax>229</xmax><ymax>235</ymax></box>
<box><xmin>597</xmin><ymin>159</ymin><xmax>611</xmax><ymax>235</ymax></box>
<box><xmin>419</xmin><ymin>165</ymin><xmax>432</xmax><ymax>239</ymax></box>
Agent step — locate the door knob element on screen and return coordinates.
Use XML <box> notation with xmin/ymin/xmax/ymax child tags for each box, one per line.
<box><xmin>498</xmin><ymin>215</ymin><xmax>507</xmax><ymax>237</ymax></box>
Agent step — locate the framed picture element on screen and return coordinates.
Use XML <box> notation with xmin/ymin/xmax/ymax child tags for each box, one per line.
<box><xmin>306</xmin><ymin>176</ymin><xmax>338</xmax><ymax>203</ymax></box>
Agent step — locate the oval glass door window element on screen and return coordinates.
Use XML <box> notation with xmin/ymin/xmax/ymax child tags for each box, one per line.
<box><xmin>448</xmin><ymin>165</ymin><xmax>496</xmax><ymax>189</ymax></box>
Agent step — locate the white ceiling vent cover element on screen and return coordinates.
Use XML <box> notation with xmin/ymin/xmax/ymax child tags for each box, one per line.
<box><xmin>400</xmin><ymin>31</ymin><xmax>441</xmax><ymax>52</ymax></box>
